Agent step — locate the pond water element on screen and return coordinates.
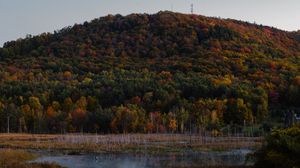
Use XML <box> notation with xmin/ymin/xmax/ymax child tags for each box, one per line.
<box><xmin>33</xmin><ymin>149</ymin><xmax>253</xmax><ymax>168</ymax></box>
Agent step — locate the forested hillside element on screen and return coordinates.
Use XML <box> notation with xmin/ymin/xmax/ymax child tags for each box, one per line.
<box><xmin>0</xmin><ymin>11</ymin><xmax>299</xmax><ymax>134</ymax></box>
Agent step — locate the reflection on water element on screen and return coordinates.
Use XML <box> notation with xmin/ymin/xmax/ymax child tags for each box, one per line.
<box><xmin>34</xmin><ymin>150</ymin><xmax>252</xmax><ymax>168</ymax></box>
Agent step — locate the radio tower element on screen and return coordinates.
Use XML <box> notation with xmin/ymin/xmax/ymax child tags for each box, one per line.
<box><xmin>191</xmin><ymin>3</ymin><xmax>194</xmax><ymax>14</ymax></box>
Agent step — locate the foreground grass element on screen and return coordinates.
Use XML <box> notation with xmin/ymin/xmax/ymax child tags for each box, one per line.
<box><xmin>0</xmin><ymin>134</ymin><xmax>263</xmax><ymax>154</ymax></box>
<box><xmin>0</xmin><ymin>149</ymin><xmax>63</xmax><ymax>168</ymax></box>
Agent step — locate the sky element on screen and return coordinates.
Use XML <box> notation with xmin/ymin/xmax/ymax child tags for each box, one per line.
<box><xmin>1</xmin><ymin>0</ymin><xmax>300</xmax><ymax>46</ymax></box>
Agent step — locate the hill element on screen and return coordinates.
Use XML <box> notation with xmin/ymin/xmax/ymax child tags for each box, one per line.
<box><xmin>0</xmin><ymin>11</ymin><xmax>299</xmax><ymax>133</ymax></box>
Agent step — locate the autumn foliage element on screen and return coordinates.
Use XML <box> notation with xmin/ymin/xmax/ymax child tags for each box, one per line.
<box><xmin>0</xmin><ymin>11</ymin><xmax>298</xmax><ymax>134</ymax></box>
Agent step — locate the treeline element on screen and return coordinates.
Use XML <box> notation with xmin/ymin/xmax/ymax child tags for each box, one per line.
<box><xmin>0</xmin><ymin>12</ymin><xmax>299</xmax><ymax>133</ymax></box>
<box><xmin>0</xmin><ymin>69</ymin><xmax>297</xmax><ymax>134</ymax></box>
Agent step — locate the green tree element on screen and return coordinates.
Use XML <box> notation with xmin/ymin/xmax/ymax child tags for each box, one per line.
<box><xmin>224</xmin><ymin>98</ymin><xmax>253</xmax><ymax>125</ymax></box>
<box><xmin>111</xmin><ymin>104</ymin><xmax>146</xmax><ymax>133</ymax></box>
<box><xmin>172</xmin><ymin>106</ymin><xmax>189</xmax><ymax>133</ymax></box>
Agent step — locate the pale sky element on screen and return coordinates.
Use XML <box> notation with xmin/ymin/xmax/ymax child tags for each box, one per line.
<box><xmin>1</xmin><ymin>0</ymin><xmax>300</xmax><ymax>46</ymax></box>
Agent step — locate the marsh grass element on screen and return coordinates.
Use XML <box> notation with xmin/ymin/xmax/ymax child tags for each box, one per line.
<box><xmin>0</xmin><ymin>149</ymin><xmax>63</xmax><ymax>168</ymax></box>
<box><xmin>0</xmin><ymin>134</ymin><xmax>262</xmax><ymax>154</ymax></box>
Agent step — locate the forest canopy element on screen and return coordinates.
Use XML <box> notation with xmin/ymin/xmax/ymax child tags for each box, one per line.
<box><xmin>0</xmin><ymin>11</ymin><xmax>299</xmax><ymax>134</ymax></box>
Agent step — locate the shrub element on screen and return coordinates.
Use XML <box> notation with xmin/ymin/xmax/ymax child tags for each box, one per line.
<box><xmin>255</xmin><ymin>126</ymin><xmax>300</xmax><ymax>168</ymax></box>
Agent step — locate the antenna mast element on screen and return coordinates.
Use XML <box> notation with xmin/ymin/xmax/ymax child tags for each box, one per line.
<box><xmin>191</xmin><ymin>3</ymin><xmax>194</xmax><ymax>14</ymax></box>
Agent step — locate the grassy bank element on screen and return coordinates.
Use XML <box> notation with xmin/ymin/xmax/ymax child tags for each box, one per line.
<box><xmin>0</xmin><ymin>149</ymin><xmax>63</xmax><ymax>168</ymax></box>
<box><xmin>0</xmin><ymin>134</ymin><xmax>262</xmax><ymax>154</ymax></box>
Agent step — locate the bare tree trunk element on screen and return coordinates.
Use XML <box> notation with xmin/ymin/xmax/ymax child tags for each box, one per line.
<box><xmin>7</xmin><ymin>116</ymin><xmax>10</xmax><ymax>133</ymax></box>
<box><xmin>19</xmin><ymin>118</ymin><xmax>21</xmax><ymax>133</ymax></box>
<box><xmin>180</xmin><ymin>122</ymin><xmax>184</xmax><ymax>134</ymax></box>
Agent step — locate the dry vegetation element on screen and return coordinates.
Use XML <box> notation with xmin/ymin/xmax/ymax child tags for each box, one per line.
<box><xmin>0</xmin><ymin>134</ymin><xmax>263</xmax><ymax>154</ymax></box>
<box><xmin>0</xmin><ymin>149</ymin><xmax>63</xmax><ymax>168</ymax></box>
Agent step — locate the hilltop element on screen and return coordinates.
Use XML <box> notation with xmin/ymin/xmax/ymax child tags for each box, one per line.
<box><xmin>2</xmin><ymin>11</ymin><xmax>300</xmax><ymax>58</ymax></box>
<box><xmin>0</xmin><ymin>11</ymin><xmax>299</xmax><ymax>133</ymax></box>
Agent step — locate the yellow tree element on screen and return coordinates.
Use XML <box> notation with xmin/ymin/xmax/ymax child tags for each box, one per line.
<box><xmin>21</xmin><ymin>104</ymin><xmax>31</xmax><ymax>132</ymax></box>
<box><xmin>29</xmin><ymin>96</ymin><xmax>43</xmax><ymax>133</ymax></box>
<box><xmin>169</xmin><ymin>119</ymin><xmax>177</xmax><ymax>133</ymax></box>
<box><xmin>63</xmin><ymin>97</ymin><xmax>73</xmax><ymax>112</ymax></box>
<box><xmin>63</xmin><ymin>71</ymin><xmax>72</xmax><ymax>80</ymax></box>
<box><xmin>111</xmin><ymin>104</ymin><xmax>145</xmax><ymax>133</ymax></box>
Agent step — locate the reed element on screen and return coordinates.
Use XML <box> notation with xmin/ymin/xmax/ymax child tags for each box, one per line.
<box><xmin>0</xmin><ymin>133</ymin><xmax>263</xmax><ymax>154</ymax></box>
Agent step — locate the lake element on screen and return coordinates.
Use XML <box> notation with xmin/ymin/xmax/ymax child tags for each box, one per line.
<box><xmin>33</xmin><ymin>149</ymin><xmax>253</xmax><ymax>168</ymax></box>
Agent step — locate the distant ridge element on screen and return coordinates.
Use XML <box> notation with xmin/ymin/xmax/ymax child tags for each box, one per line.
<box><xmin>1</xmin><ymin>11</ymin><xmax>299</xmax><ymax>59</ymax></box>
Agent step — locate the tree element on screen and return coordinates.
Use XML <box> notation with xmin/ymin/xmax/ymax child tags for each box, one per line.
<box><xmin>193</xmin><ymin>99</ymin><xmax>212</xmax><ymax>132</ymax></box>
<box><xmin>71</xmin><ymin>96</ymin><xmax>87</xmax><ymax>132</ymax></box>
<box><xmin>237</xmin><ymin>98</ymin><xmax>253</xmax><ymax>124</ymax></box>
<box><xmin>224</xmin><ymin>98</ymin><xmax>253</xmax><ymax>125</ymax></box>
<box><xmin>93</xmin><ymin>106</ymin><xmax>113</xmax><ymax>133</ymax></box>
<box><xmin>172</xmin><ymin>106</ymin><xmax>189</xmax><ymax>133</ymax></box>
<box><xmin>169</xmin><ymin>119</ymin><xmax>177</xmax><ymax>133</ymax></box>
<box><xmin>111</xmin><ymin>104</ymin><xmax>145</xmax><ymax>133</ymax></box>
<box><xmin>253</xmin><ymin>87</ymin><xmax>269</xmax><ymax>122</ymax></box>
<box><xmin>63</xmin><ymin>71</ymin><xmax>72</xmax><ymax>80</ymax></box>
<box><xmin>29</xmin><ymin>96</ymin><xmax>43</xmax><ymax>133</ymax></box>
<box><xmin>46</xmin><ymin>106</ymin><xmax>56</xmax><ymax>118</ymax></box>
<box><xmin>21</xmin><ymin>104</ymin><xmax>31</xmax><ymax>132</ymax></box>
<box><xmin>0</xmin><ymin>101</ymin><xmax>6</xmax><ymax>132</ymax></box>
<box><xmin>146</xmin><ymin>122</ymin><xmax>154</xmax><ymax>133</ymax></box>
<box><xmin>149</xmin><ymin>112</ymin><xmax>162</xmax><ymax>133</ymax></box>
<box><xmin>45</xmin><ymin>101</ymin><xmax>62</xmax><ymax>132</ymax></box>
<box><xmin>6</xmin><ymin>103</ymin><xmax>20</xmax><ymax>133</ymax></box>
<box><xmin>63</xmin><ymin>97</ymin><xmax>73</xmax><ymax>113</ymax></box>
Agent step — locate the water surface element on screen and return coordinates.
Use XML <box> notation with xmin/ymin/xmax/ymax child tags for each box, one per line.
<box><xmin>34</xmin><ymin>149</ymin><xmax>252</xmax><ymax>168</ymax></box>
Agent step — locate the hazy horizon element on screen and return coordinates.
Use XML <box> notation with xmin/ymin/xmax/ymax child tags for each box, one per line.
<box><xmin>1</xmin><ymin>0</ymin><xmax>300</xmax><ymax>46</ymax></box>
